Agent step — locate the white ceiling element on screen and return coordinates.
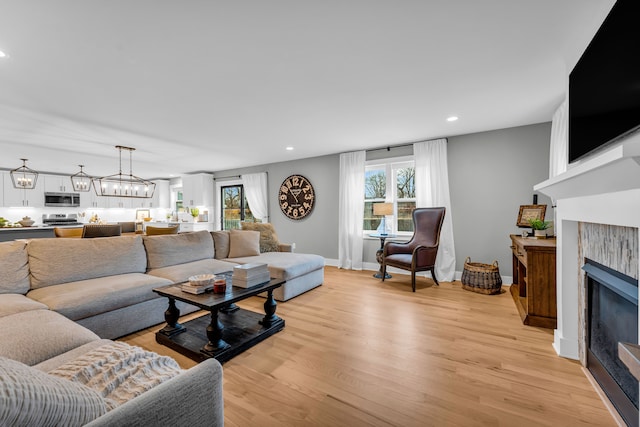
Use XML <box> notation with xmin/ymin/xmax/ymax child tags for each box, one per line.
<box><xmin>0</xmin><ymin>0</ymin><xmax>615</xmax><ymax>179</ymax></box>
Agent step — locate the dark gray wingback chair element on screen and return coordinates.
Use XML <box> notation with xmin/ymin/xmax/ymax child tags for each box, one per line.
<box><xmin>381</xmin><ymin>207</ymin><xmax>446</xmax><ymax>292</ymax></box>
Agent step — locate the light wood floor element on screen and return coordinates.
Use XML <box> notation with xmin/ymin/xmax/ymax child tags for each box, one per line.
<box><xmin>121</xmin><ymin>267</ymin><xmax>617</xmax><ymax>427</ymax></box>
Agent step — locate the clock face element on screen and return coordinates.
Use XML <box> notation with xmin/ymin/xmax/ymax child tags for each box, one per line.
<box><xmin>278</xmin><ymin>174</ymin><xmax>315</xmax><ymax>220</ymax></box>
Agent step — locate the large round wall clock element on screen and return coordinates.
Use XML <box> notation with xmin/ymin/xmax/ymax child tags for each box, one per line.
<box><xmin>278</xmin><ymin>174</ymin><xmax>315</xmax><ymax>220</ymax></box>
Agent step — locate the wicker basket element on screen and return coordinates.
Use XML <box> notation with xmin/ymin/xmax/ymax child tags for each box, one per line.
<box><xmin>461</xmin><ymin>257</ymin><xmax>503</xmax><ymax>295</ymax></box>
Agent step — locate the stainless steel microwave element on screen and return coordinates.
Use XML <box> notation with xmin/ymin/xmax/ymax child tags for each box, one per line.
<box><xmin>44</xmin><ymin>192</ymin><xmax>81</xmax><ymax>207</ymax></box>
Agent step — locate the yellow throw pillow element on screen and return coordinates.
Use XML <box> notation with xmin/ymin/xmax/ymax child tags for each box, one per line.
<box><xmin>228</xmin><ymin>230</ymin><xmax>261</xmax><ymax>258</ymax></box>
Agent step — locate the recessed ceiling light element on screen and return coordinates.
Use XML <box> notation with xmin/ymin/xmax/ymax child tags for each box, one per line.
<box><xmin>0</xmin><ymin>50</ymin><xmax>7</xmax><ymax>58</ymax></box>
<box><xmin>285</xmin><ymin>146</ymin><xmax>294</xmax><ymax>151</ymax></box>
<box><xmin>447</xmin><ymin>116</ymin><xmax>459</xmax><ymax>122</ymax></box>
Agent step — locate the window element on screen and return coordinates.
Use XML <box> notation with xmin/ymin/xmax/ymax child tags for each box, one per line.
<box><xmin>221</xmin><ymin>185</ymin><xmax>255</xmax><ymax>230</ymax></box>
<box><xmin>175</xmin><ymin>189</ymin><xmax>184</xmax><ymax>213</ymax></box>
<box><xmin>364</xmin><ymin>159</ymin><xmax>415</xmax><ymax>233</ymax></box>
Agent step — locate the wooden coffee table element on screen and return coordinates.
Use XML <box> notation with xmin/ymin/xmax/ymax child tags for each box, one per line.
<box><xmin>153</xmin><ymin>274</ymin><xmax>285</xmax><ymax>363</ymax></box>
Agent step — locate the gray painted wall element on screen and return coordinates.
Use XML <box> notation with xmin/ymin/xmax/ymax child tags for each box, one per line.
<box><xmin>213</xmin><ymin>154</ymin><xmax>340</xmax><ymax>258</ymax></box>
<box><xmin>448</xmin><ymin>122</ymin><xmax>552</xmax><ymax>273</ymax></box>
<box><xmin>213</xmin><ymin>122</ymin><xmax>552</xmax><ymax>276</ymax></box>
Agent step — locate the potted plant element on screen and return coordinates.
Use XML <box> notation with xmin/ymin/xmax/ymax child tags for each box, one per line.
<box><xmin>528</xmin><ymin>218</ymin><xmax>551</xmax><ymax>238</ymax></box>
<box><xmin>190</xmin><ymin>207</ymin><xmax>200</xmax><ymax>222</ymax></box>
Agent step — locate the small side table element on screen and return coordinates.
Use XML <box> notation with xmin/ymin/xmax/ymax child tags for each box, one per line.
<box><xmin>370</xmin><ymin>233</ymin><xmax>397</xmax><ymax>279</ymax></box>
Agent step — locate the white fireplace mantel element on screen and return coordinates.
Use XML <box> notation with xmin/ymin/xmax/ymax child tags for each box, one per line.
<box><xmin>535</xmin><ymin>130</ymin><xmax>640</xmax><ymax>201</ymax></box>
<box><xmin>534</xmin><ymin>131</ymin><xmax>640</xmax><ymax>360</ymax></box>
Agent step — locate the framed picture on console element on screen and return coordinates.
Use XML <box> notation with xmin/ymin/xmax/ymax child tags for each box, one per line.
<box><xmin>516</xmin><ymin>205</ymin><xmax>546</xmax><ymax>228</ymax></box>
<box><xmin>136</xmin><ymin>209</ymin><xmax>151</xmax><ymax>221</ymax></box>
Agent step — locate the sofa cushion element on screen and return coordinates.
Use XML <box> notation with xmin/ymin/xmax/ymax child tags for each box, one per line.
<box><xmin>0</xmin><ymin>309</ymin><xmax>100</xmax><ymax>366</ymax></box>
<box><xmin>211</xmin><ymin>230</ymin><xmax>230</xmax><ymax>259</ymax></box>
<box><xmin>0</xmin><ymin>293</ymin><xmax>48</xmax><ymax>318</ymax></box>
<box><xmin>0</xmin><ymin>240</ymin><xmax>30</xmax><ymax>294</ymax></box>
<box><xmin>27</xmin><ymin>273</ymin><xmax>172</xmax><ymax>321</ymax></box>
<box><xmin>228</xmin><ymin>229</ymin><xmax>260</xmax><ymax>258</ymax></box>
<box><xmin>241</xmin><ymin>222</ymin><xmax>281</xmax><ymax>252</ymax></box>
<box><xmin>0</xmin><ymin>356</ymin><xmax>107</xmax><ymax>426</ymax></box>
<box><xmin>143</xmin><ymin>230</ymin><xmax>214</xmax><ymax>270</ymax></box>
<box><xmin>147</xmin><ymin>258</ymin><xmax>238</xmax><ymax>284</ymax></box>
<box><xmin>226</xmin><ymin>252</ymin><xmax>325</xmax><ymax>280</ymax></box>
<box><xmin>28</xmin><ymin>236</ymin><xmax>147</xmax><ymax>289</ymax></box>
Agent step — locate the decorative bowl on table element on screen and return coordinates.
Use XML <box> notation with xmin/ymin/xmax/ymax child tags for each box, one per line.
<box><xmin>18</xmin><ymin>217</ymin><xmax>35</xmax><ymax>227</ymax></box>
<box><xmin>143</xmin><ymin>217</ymin><xmax>152</xmax><ymax>222</ymax></box>
<box><xmin>188</xmin><ymin>274</ymin><xmax>215</xmax><ymax>287</ymax></box>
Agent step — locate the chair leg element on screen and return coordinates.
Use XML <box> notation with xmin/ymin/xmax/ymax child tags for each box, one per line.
<box><xmin>431</xmin><ymin>267</ymin><xmax>440</xmax><ymax>286</ymax></box>
<box><xmin>381</xmin><ymin>263</ymin><xmax>387</xmax><ymax>282</ymax></box>
<box><xmin>411</xmin><ymin>270</ymin><xmax>416</xmax><ymax>292</ymax></box>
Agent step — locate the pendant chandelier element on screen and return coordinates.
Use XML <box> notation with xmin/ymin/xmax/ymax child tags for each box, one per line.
<box><xmin>93</xmin><ymin>146</ymin><xmax>156</xmax><ymax>198</ymax></box>
<box><xmin>70</xmin><ymin>165</ymin><xmax>92</xmax><ymax>192</ymax></box>
<box><xmin>10</xmin><ymin>158</ymin><xmax>39</xmax><ymax>189</ymax></box>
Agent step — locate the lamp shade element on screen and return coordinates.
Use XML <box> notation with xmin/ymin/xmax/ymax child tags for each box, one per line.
<box><xmin>373</xmin><ymin>202</ymin><xmax>393</xmax><ymax>216</ymax></box>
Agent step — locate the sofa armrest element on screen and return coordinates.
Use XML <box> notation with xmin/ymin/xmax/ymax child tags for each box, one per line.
<box><xmin>278</xmin><ymin>242</ymin><xmax>296</xmax><ymax>253</ymax></box>
<box><xmin>85</xmin><ymin>358</ymin><xmax>224</xmax><ymax>427</ymax></box>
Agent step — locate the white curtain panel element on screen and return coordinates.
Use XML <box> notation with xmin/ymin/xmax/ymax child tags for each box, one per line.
<box><xmin>549</xmin><ymin>99</ymin><xmax>568</xmax><ymax>178</ymax></box>
<box><xmin>413</xmin><ymin>138</ymin><xmax>456</xmax><ymax>282</ymax></box>
<box><xmin>338</xmin><ymin>150</ymin><xmax>366</xmax><ymax>270</ymax></box>
<box><xmin>241</xmin><ymin>172</ymin><xmax>269</xmax><ymax>222</ymax></box>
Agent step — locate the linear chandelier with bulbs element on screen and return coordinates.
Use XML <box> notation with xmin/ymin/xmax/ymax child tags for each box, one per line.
<box><xmin>93</xmin><ymin>146</ymin><xmax>156</xmax><ymax>199</ymax></box>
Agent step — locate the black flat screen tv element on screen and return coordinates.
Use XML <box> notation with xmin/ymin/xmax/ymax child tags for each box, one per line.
<box><xmin>568</xmin><ymin>0</ymin><xmax>640</xmax><ymax>163</ymax></box>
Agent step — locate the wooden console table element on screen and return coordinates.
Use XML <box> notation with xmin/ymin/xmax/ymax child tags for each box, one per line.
<box><xmin>509</xmin><ymin>235</ymin><xmax>557</xmax><ymax>328</ymax></box>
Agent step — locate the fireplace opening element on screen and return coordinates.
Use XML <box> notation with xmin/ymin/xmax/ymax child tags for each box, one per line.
<box><xmin>585</xmin><ymin>259</ymin><xmax>638</xmax><ymax>426</ymax></box>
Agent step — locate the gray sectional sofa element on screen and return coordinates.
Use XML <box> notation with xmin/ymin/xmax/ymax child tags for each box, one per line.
<box><xmin>0</xmin><ymin>239</ymin><xmax>223</xmax><ymax>426</ymax></box>
<box><xmin>0</xmin><ymin>228</ymin><xmax>324</xmax><ymax>425</ymax></box>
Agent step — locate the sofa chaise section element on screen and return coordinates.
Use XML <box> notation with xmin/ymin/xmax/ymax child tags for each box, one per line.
<box><xmin>226</xmin><ymin>251</ymin><xmax>325</xmax><ymax>301</ymax></box>
<box><xmin>213</xmin><ymin>228</ymin><xmax>325</xmax><ymax>301</ymax></box>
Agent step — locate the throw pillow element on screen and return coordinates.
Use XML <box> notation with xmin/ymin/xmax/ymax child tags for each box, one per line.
<box><xmin>228</xmin><ymin>230</ymin><xmax>261</xmax><ymax>258</ymax></box>
<box><xmin>241</xmin><ymin>222</ymin><xmax>280</xmax><ymax>253</ymax></box>
<box><xmin>0</xmin><ymin>240</ymin><xmax>30</xmax><ymax>294</ymax></box>
<box><xmin>0</xmin><ymin>356</ymin><xmax>106</xmax><ymax>426</ymax></box>
<box><xmin>211</xmin><ymin>230</ymin><xmax>231</xmax><ymax>259</ymax></box>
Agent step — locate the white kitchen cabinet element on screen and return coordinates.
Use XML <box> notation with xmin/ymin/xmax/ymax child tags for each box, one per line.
<box><xmin>2</xmin><ymin>171</ymin><xmax>45</xmax><ymax>207</ymax></box>
<box><xmin>151</xmin><ymin>180</ymin><xmax>170</xmax><ymax>208</ymax></box>
<box><xmin>181</xmin><ymin>174</ymin><xmax>213</xmax><ymax>207</ymax></box>
<box><xmin>43</xmin><ymin>174</ymin><xmax>72</xmax><ymax>193</ymax></box>
<box><xmin>81</xmin><ymin>186</ymin><xmax>109</xmax><ymax>209</ymax></box>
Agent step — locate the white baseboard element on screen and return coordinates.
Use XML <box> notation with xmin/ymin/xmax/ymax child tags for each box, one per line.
<box><xmin>324</xmin><ymin>258</ymin><xmax>513</xmax><ymax>285</ymax></box>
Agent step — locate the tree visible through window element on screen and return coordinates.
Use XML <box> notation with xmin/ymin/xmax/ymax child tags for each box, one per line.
<box><xmin>221</xmin><ymin>185</ymin><xmax>254</xmax><ymax>230</ymax></box>
<box><xmin>364</xmin><ymin>160</ymin><xmax>416</xmax><ymax>233</ymax></box>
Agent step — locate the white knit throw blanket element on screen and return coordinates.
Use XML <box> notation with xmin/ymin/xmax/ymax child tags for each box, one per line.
<box><xmin>49</xmin><ymin>342</ymin><xmax>184</xmax><ymax>411</ymax></box>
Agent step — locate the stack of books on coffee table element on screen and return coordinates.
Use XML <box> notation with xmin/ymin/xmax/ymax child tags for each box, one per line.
<box><xmin>232</xmin><ymin>263</ymin><xmax>270</xmax><ymax>288</ymax></box>
<box><xmin>181</xmin><ymin>274</ymin><xmax>215</xmax><ymax>294</ymax></box>
<box><xmin>181</xmin><ymin>282</ymin><xmax>213</xmax><ymax>294</ymax></box>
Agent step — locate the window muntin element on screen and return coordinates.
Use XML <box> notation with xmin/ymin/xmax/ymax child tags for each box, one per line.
<box><xmin>364</xmin><ymin>160</ymin><xmax>415</xmax><ymax>234</ymax></box>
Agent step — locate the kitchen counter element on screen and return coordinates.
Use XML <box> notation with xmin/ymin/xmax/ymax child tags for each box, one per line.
<box><xmin>0</xmin><ymin>226</ymin><xmax>56</xmax><ymax>241</ymax></box>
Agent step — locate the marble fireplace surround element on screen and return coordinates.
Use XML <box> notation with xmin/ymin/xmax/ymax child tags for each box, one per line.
<box><xmin>535</xmin><ymin>130</ymin><xmax>640</xmax><ymax>362</ymax></box>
